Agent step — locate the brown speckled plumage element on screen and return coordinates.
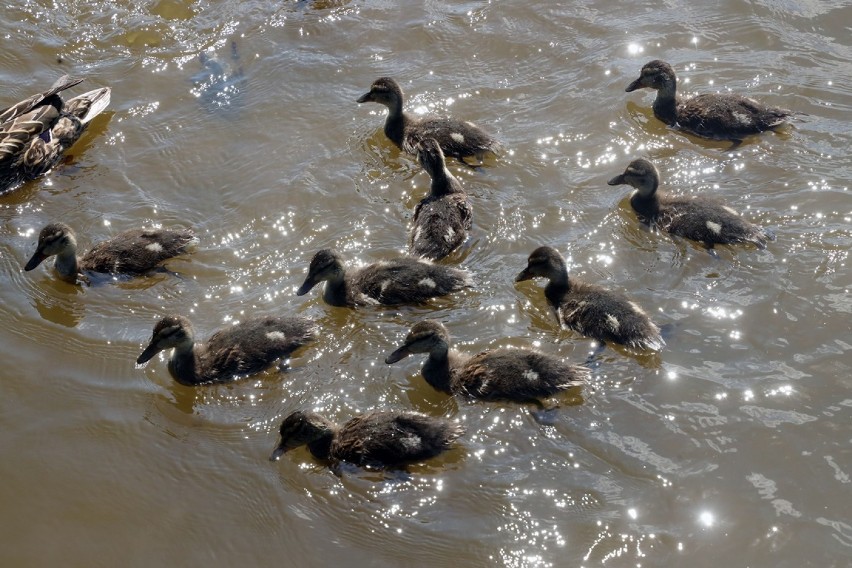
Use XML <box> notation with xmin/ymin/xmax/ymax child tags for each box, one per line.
<box><xmin>0</xmin><ymin>75</ymin><xmax>110</xmax><ymax>193</ymax></box>
<box><xmin>357</xmin><ymin>77</ymin><xmax>499</xmax><ymax>162</ymax></box>
<box><xmin>625</xmin><ymin>60</ymin><xmax>793</xmax><ymax>142</ymax></box>
<box><xmin>270</xmin><ymin>409</ymin><xmax>464</xmax><ymax>468</ymax></box>
<box><xmin>296</xmin><ymin>248</ymin><xmax>472</xmax><ymax>307</ymax></box>
<box><xmin>385</xmin><ymin>320</ymin><xmax>587</xmax><ymax>403</ymax></box>
<box><xmin>137</xmin><ymin>314</ymin><xmax>317</xmax><ymax>386</ymax></box>
<box><xmin>516</xmin><ymin>247</ymin><xmax>664</xmax><ymax>352</ymax></box>
<box><xmin>608</xmin><ymin>158</ymin><xmax>774</xmax><ymax>249</ymax></box>
<box><xmin>24</xmin><ymin>222</ymin><xmax>196</xmax><ymax>283</ymax></box>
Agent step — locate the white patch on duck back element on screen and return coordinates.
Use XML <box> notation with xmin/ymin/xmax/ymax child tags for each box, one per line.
<box><xmin>266</xmin><ymin>331</ymin><xmax>287</xmax><ymax>341</ymax></box>
<box><xmin>444</xmin><ymin>227</ymin><xmax>455</xmax><ymax>242</ymax></box>
<box><xmin>523</xmin><ymin>369</ymin><xmax>539</xmax><ymax>382</ymax></box>
<box><xmin>418</xmin><ymin>278</ymin><xmax>436</xmax><ymax>288</ymax></box>
<box><xmin>450</xmin><ymin>132</ymin><xmax>465</xmax><ymax>144</ymax></box>
<box><xmin>400</xmin><ymin>434</ymin><xmax>422</xmax><ymax>450</ymax></box>
<box><xmin>733</xmin><ymin>111</ymin><xmax>753</xmax><ymax>126</ymax></box>
<box><xmin>706</xmin><ymin>220</ymin><xmax>723</xmax><ymax>235</ymax></box>
<box><xmin>606</xmin><ymin>314</ymin><xmax>620</xmax><ymax>332</ymax></box>
<box><xmin>145</xmin><ymin>242</ymin><xmax>163</xmax><ymax>253</ymax></box>
<box><xmin>380</xmin><ymin>280</ymin><xmax>392</xmax><ymax>294</ymax></box>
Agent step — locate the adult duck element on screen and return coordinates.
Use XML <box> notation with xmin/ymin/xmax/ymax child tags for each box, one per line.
<box><xmin>270</xmin><ymin>409</ymin><xmax>464</xmax><ymax>469</ymax></box>
<box><xmin>24</xmin><ymin>222</ymin><xmax>196</xmax><ymax>284</ymax></box>
<box><xmin>137</xmin><ymin>314</ymin><xmax>317</xmax><ymax>386</ymax></box>
<box><xmin>357</xmin><ymin>76</ymin><xmax>498</xmax><ymax>162</ymax></box>
<box><xmin>516</xmin><ymin>246</ymin><xmax>664</xmax><ymax>352</ymax></box>
<box><xmin>1</xmin><ymin>75</ymin><xmax>110</xmax><ymax>193</ymax></box>
<box><xmin>607</xmin><ymin>158</ymin><xmax>774</xmax><ymax>250</ymax></box>
<box><xmin>625</xmin><ymin>60</ymin><xmax>793</xmax><ymax>143</ymax></box>
<box><xmin>296</xmin><ymin>248</ymin><xmax>472</xmax><ymax>307</ymax></box>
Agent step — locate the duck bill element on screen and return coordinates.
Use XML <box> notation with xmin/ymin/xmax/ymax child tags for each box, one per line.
<box><xmin>625</xmin><ymin>78</ymin><xmax>644</xmax><ymax>92</ymax></box>
<box><xmin>296</xmin><ymin>274</ymin><xmax>320</xmax><ymax>296</ymax></box>
<box><xmin>607</xmin><ymin>174</ymin><xmax>626</xmax><ymax>186</ymax></box>
<box><xmin>515</xmin><ymin>268</ymin><xmax>533</xmax><ymax>282</ymax></box>
<box><xmin>136</xmin><ymin>342</ymin><xmax>162</xmax><ymax>365</ymax></box>
<box><xmin>269</xmin><ymin>443</ymin><xmax>289</xmax><ymax>461</ymax></box>
<box><xmin>384</xmin><ymin>345</ymin><xmax>411</xmax><ymax>364</ymax></box>
<box><xmin>24</xmin><ymin>250</ymin><xmax>47</xmax><ymax>271</ymax></box>
<box><xmin>356</xmin><ymin>91</ymin><xmax>373</xmax><ymax>103</ymax></box>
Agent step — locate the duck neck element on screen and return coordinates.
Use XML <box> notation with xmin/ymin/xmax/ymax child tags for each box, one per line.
<box><xmin>544</xmin><ymin>266</ymin><xmax>571</xmax><ymax>308</ymax></box>
<box><xmin>53</xmin><ymin>249</ymin><xmax>80</xmax><ymax>282</ymax></box>
<box><xmin>307</xmin><ymin>431</ymin><xmax>335</xmax><ymax>460</ymax></box>
<box><xmin>430</xmin><ymin>169</ymin><xmax>463</xmax><ymax>197</ymax></box>
<box><xmin>322</xmin><ymin>274</ymin><xmax>349</xmax><ymax>307</ymax></box>
<box><xmin>422</xmin><ymin>344</ymin><xmax>454</xmax><ymax>393</ymax></box>
<box><xmin>630</xmin><ymin>188</ymin><xmax>661</xmax><ymax>220</ymax></box>
<box><xmin>383</xmin><ymin>101</ymin><xmax>406</xmax><ymax>148</ymax></box>
<box><xmin>167</xmin><ymin>341</ymin><xmax>201</xmax><ymax>385</ymax></box>
<box><xmin>652</xmin><ymin>81</ymin><xmax>679</xmax><ymax>126</ymax></box>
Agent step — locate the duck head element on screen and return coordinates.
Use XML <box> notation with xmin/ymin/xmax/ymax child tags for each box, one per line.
<box><xmin>270</xmin><ymin>410</ymin><xmax>335</xmax><ymax>461</ymax></box>
<box><xmin>356</xmin><ymin>77</ymin><xmax>404</xmax><ymax>107</ymax></box>
<box><xmin>625</xmin><ymin>60</ymin><xmax>677</xmax><ymax>93</ymax></box>
<box><xmin>416</xmin><ymin>138</ymin><xmax>448</xmax><ymax>179</ymax></box>
<box><xmin>385</xmin><ymin>319</ymin><xmax>451</xmax><ymax>364</ymax></box>
<box><xmin>24</xmin><ymin>222</ymin><xmax>77</xmax><ymax>271</ymax></box>
<box><xmin>607</xmin><ymin>158</ymin><xmax>660</xmax><ymax>198</ymax></box>
<box><xmin>296</xmin><ymin>249</ymin><xmax>346</xmax><ymax>296</ymax></box>
<box><xmin>515</xmin><ymin>246</ymin><xmax>567</xmax><ymax>283</ymax></box>
<box><xmin>137</xmin><ymin>315</ymin><xmax>196</xmax><ymax>365</ymax></box>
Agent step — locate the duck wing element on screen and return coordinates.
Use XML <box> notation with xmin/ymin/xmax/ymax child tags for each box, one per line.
<box><xmin>410</xmin><ymin>193</ymin><xmax>472</xmax><ymax>260</ymax></box>
<box><xmin>403</xmin><ymin>116</ymin><xmax>498</xmax><ymax>160</ymax></box>
<box><xmin>0</xmin><ymin>75</ymin><xmax>83</xmax><ymax>124</ymax></box>
<box><xmin>353</xmin><ymin>259</ymin><xmax>470</xmax><ymax>305</ymax></box>
<box><xmin>678</xmin><ymin>93</ymin><xmax>791</xmax><ymax>139</ymax></box>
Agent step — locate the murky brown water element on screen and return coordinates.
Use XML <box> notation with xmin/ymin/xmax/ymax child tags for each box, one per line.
<box><xmin>1</xmin><ymin>1</ymin><xmax>850</xmax><ymax>566</ymax></box>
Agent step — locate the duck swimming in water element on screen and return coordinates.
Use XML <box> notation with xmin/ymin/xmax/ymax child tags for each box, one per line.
<box><xmin>409</xmin><ymin>138</ymin><xmax>472</xmax><ymax>261</ymax></box>
<box><xmin>270</xmin><ymin>409</ymin><xmax>464</xmax><ymax>469</ymax></box>
<box><xmin>607</xmin><ymin>158</ymin><xmax>775</xmax><ymax>250</ymax></box>
<box><xmin>625</xmin><ymin>60</ymin><xmax>793</xmax><ymax>143</ymax></box>
<box><xmin>24</xmin><ymin>222</ymin><xmax>196</xmax><ymax>284</ymax></box>
<box><xmin>137</xmin><ymin>314</ymin><xmax>317</xmax><ymax>386</ymax></box>
<box><xmin>385</xmin><ymin>319</ymin><xmax>587</xmax><ymax>404</ymax></box>
<box><xmin>516</xmin><ymin>246</ymin><xmax>664</xmax><ymax>352</ymax></box>
<box><xmin>357</xmin><ymin>77</ymin><xmax>499</xmax><ymax>163</ymax></box>
<box><xmin>296</xmin><ymin>248</ymin><xmax>472</xmax><ymax>307</ymax></box>
<box><xmin>0</xmin><ymin>75</ymin><xmax>110</xmax><ymax>193</ymax></box>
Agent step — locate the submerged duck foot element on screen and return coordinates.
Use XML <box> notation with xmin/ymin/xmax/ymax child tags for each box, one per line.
<box><xmin>530</xmin><ymin>405</ymin><xmax>560</xmax><ymax>426</ymax></box>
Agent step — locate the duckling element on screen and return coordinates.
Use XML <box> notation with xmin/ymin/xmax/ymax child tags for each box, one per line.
<box><xmin>410</xmin><ymin>138</ymin><xmax>472</xmax><ymax>260</ymax></box>
<box><xmin>0</xmin><ymin>75</ymin><xmax>110</xmax><ymax>193</ymax></box>
<box><xmin>607</xmin><ymin>158</ymin><xmax>774</xmax><ymax>250</ymax></box>
<box><xmin>137</xmin><ymin>314</ymin><xmax>317</xmax><ymax>386</ymax></box>
<box><xmin>516</xmin><ymin>247</ymin><xmax>664</xmax><ymax>352</ymax></box>
<box><xmin>385</xmin><ymin>320</ymin><xmax>588</xmax><ymax>403</ymax></box>
<box><xmin>296</xmin><ymin>248</ymin><xmax>472</xmax><ymax>307</ymax></box>
<box><xmin>24</xmin><ymin>222</ymin><xmax>197</xmax><ymax>284</ymax></box>
<box><xmin>356</xmin><ymin>77</ymin><xmax>499</xmax><ymax>163</ymax></box>
<box><xmin>625</xmin><ymin>60</ymin><xmax>793</xmax><ymax>142</ymax></box>
<box><xmin>270</xmin><ymin>409</ymin><xmax>464</xmax><ymax>468</ymax></box>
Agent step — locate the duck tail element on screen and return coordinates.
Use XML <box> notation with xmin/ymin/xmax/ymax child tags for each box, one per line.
<box><xmin>67</xmin><ymin>87</ymin><xmax>111</xmax><ymax>125</ymax></box>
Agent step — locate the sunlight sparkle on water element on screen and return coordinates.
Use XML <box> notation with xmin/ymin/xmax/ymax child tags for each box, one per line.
<box><xmin>628</xmin><ymin>43</ymin><xmax>644</xmax><ymax>55</ymax></box>
<box><xmin>699</xmin><ymin>511</ymin><xmax>714</xmax><ymax>527</ymax></box>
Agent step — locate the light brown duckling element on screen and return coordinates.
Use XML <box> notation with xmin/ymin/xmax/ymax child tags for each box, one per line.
<box><xmin>385</xmin><ymin>320</ymin><xmax>588</xmax><ymax>403</ymax></box>
<box><xmin>607</xmin><ymin>158</ymin><xmax>775</xmax><ymax>250</ymax></box>
<box><xmin>137</xmin><ymin>314</ymin><xmax>317</xmax><ymax>386</ymax></box>
<box><xmin>357</xmin><ymin>77</ymin><xmax>499</xmax><ymax>163</ymax></box>
<box><xmin>296</xmin><ymin>248</ymin><xmax>472</xmax><ymax>307</ymax></box>
<box><xmin>24</xmin><ymin>222</ymin><xmax>196</xmax><ymax>284</ymax></box>
<box><xmin>516</xmin><ymin>246</ymin><xmax>664</xmax><ymax>352</ymax></box>
<box><xmin>410</xmin><ymin>138</ymin><xmax>472</xmax><ymax>260</ymax></box>
<box><xmin>0</xmin><ymin>75</ymin><xmax>110</xmax><ymax>193</ymax></box>
<box><xmin>270</xmin><ymin>409</ymin><xmax>464</xmax><ymax>469</ymax></box>
<box><xmin>625</xmin><ymin>60</ymin><xmax>793</xmax><ymax>143</ymax></box>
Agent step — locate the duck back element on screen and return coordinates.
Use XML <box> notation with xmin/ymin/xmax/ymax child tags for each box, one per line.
<box><xmin>348</xmin><ymin>258</ymin><xmax>471</xmax><ymax>305</ymax></box>
<box><xmin>677</xmin><ymin>93</ymin><xmax>792</xmax><ymax>139</ymax></box>
<box><xmin>82</xmin><ymin>228</ymin><xmax>197</xmax><ymax>274</ymax></box>
<box><xmin>330</xmin><ymin>411</ymin><xmax>464</xmax><ymax>466</ymax></box>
